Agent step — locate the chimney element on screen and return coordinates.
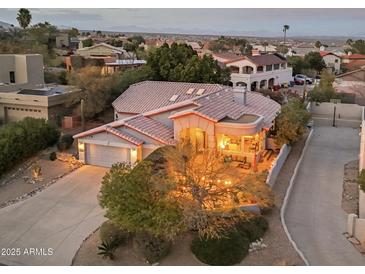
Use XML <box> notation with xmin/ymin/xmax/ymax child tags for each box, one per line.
<box><xmin>233</xmin><ymin>86</ymin><xmax>247</xmax><ymax>105</ymax></box>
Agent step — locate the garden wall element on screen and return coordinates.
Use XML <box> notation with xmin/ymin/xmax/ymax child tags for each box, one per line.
<box><xmin>265</xmin><ymin>144</ymin><xmax>291</xmax><ymax>187</ymax></box>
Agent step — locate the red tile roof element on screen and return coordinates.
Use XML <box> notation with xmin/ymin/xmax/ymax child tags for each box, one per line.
<box><xmin>343</xmin><ymin>54</ymin><xmax>365</xmax><ymax>60</ymax></box>
<box><xmin>170</xmin><ymin>89</ymin><xmax>281</xmax><ymax>128</ymax></box>
<box><xmin>105</xmin><ymin>126</ymin><xmax>143</xmax><ymax>145</ymax></box>
<box><xmin>342</xmin><ymin>60</ymin><xmax>365</xmax><ymax>71</ymax></box>
<box><xmin>112</xmin><ymin>81</ymin><xmax>224</xmax><ymax>114</ymax></box>
<box><xmin>320</xmin><ymin>51</ymin><xmax>340</xmax><ymax>58</ymax></box>
<box><xmin>124</xmin><ymin>115</ymin><xmax>176</xmax><ymax>145</ymax></box>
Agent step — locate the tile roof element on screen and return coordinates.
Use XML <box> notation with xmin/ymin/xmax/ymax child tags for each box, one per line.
<box><xmin>105</xmin><ymin>126</ymin><xmax>143</xmax><ymax>145</ymax></box>
<box><xmin>320</xmin><ymin>51</ymin><xmax>340</xmax><ymax>58</ymax></box>
<box><xmin>212</xmin><ymin>52</ymin><xmax>243</xmax><ymax>61</ymax></box>
<box><xmin>343</xmin><ymin>54</ymin><xmax>365</xmax><ymax>60</ymax></box>
<box><xmin>124</xmin><ymin>115</ymin><xmax>176</xmax><ymax>145</ymax></box>
<box><xmin>171</xmin><ymin>89</ymin><xmax>281</xmax><ymax>128</ymax></box>
<box><xmin>244</xmin><ymin>54</ymin><xmax>287</xmax><ymax>66</ymax></box>
<box><xmin>342</xmin><ymin>60</ymin><xmax>365</xmax><ymax>71</ymax></box>
<box><xmin>112</xmin><ymin>81</ymin><xmax>224</xmax><ymax>113</ymax></box>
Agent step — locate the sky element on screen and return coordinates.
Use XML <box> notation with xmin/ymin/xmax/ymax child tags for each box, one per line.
<box><xmin>1</xmin><ymin>8</ymin><xmax>365</xmax><ymax>37</ymax></box>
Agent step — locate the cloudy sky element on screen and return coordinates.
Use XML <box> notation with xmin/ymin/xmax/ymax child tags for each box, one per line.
<box><xmin>1</xmin><ymin>8</ymin><xmax>365</xmax><ymax>37</ymax></box>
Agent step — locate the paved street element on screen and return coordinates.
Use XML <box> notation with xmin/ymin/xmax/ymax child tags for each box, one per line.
<box><xmin>0</xmin><ymin>166</ymin><xmax>108</xmax><ymax>266</ymax></box>
<box><xmin>285</xmin><ymin>126</ymin><xmax>365</xmax><ymax>265</ymax></box>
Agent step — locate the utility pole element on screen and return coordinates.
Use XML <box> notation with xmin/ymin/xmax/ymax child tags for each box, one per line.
<box><xmin>81</xmin><ymin>98</ymin><xmax>85</xmax><ymax>131</ymax></box>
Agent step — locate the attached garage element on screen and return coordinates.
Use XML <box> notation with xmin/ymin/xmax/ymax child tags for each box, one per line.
<box><xmin>85</xmin><ymin>143</ymin><xmax>131</xmax><ymax>167</ymax></box>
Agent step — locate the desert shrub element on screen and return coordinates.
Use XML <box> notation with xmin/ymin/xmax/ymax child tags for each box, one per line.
<box><xmin>133</xmin><ymin>232</ymin><xmax>171</xmax><ymax>264</ymax></box>
<box><xmin>191</xmin><ymin>230</ymin><xmax>250</xmax><ymax>266</ymax></box>
<box><xmin>0</xmin><ymin>118</ymin><xmax>59</xmax><ymax>175</ymax></box>
<box><xmin>57</xmin><ymin>134</ymin><xmax>74</xmax><ymax>151</ymax></box>
<box><xmin>235</xmin><ymin>215</ymin><xmax>269</xmax><ymax>242</ymax></box>
<box><xmin>97</xmin><ymin>240</ymin><xmax>117</xmax><ymax>260</ymax></box>
<box><xmin>49</xmin><ymin>151</ymin><xmax>57</xmax><ymax>161</ymax></box>
<box><xmin>99</xmin><ymin>221</ymin><xmax>129</xmax><ymax>247</ymax></box>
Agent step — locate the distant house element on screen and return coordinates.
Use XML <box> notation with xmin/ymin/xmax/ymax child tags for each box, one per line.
<box><xmin>334</xmin><ymin>68</ymin><xmax>365</xmax><ymax>105</ymax></box>
<box><xmin>74</xmin><ymin>81</ymin><xmax>280</xmax><ymax>169</ymax></box>
<box><xmin>66</xmin><ymin>42</ymin><xmax>144</xmax><ymax>74</ymax></box>
<box><xmin>341</xmin><ymin>53</ymin><xmax>365</xmax><ymax>64</ymax></box>
<box><xmin>212</xmin><ymin>52</ymin><xmax>292</xmax><ymax>91</ymax></box>
<box><xmin>0</xmin><ymin>54</ymin><xmax>79</xmax><ymax>124</ymax></box>
<box><xmin>0</xmin><ymin>86</ymin><xmax>79</xmax><ymax>124</ymax></box>
<box><xmin>319</xmin><ymin>51</ymin><xmax>341</xmax><ymax>74</ymax></box>
<box><xmin>55</xmin><ymin>33</ymin><xmax>70</xmax><ymax>49</ymax></box>
<box><xmin>0</xmin><ymin>54</ymin><xmax>44</xmax><ymax>92</ymax></box>
<box><xmin>186</xmin><ymin>41</ymin><xmax>201</xmax><ymax>51</ymax></box>
<box><xmin>76</xmin><ymin>42</ymin><xmax>127</xmax><ymax>58</ymax></box>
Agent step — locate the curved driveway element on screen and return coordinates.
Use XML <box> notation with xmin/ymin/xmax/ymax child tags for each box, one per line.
<box><xmin>0</xmin><ymin>166</ymin><xmax>107</xmax><ymax>266</ymax></box>
<box><xmin>285</xmin><ymin>126</ymin><xmax>365</xmax><ymax>265</ymax></box>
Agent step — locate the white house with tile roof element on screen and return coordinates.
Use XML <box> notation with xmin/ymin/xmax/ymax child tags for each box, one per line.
<box><xmin>212</xmin><ymin>53</ymin><xmax>293</xmax><ymax>91</ymax></box>
<box><xmin>74</xmin><ymin>81</ymin><xmax>280</xmax><ymax>170</ymax></box>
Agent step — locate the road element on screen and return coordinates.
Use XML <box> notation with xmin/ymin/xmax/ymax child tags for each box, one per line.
<box><xmin>0</xmin><ymin>166</ymin><xmax>107</xmax><ymax>266</ymax></box>
<box><xmin>285</xmin><ymin>126</ymin><xmax>365</xmax><ymax>265</ymax></box>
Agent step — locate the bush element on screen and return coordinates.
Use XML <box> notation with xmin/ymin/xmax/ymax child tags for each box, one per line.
<box><xmin>235</xmin><ymin>215</ymin><xmax>269</xmax><ymax>242</ymax></box>
<box><xmin>0</xmin><ymin>118</ymin><xmax>60</xmax><ymax>175</ymax></box>
<box><xmin>99</xmin><ymin>221</ymin><xmax>129</xmax><ymax>247</ymax></box>
<box><xmin>57</xmin><ymin>134</ymin><xmax>74</xmax><ymax>151</ymax></box>
<box><xmin>133</xmin><ymin>232</ymin><xmax>171</xmax><ymax>264</ymax></box>
<box><xmin>191</xmin><ymin>231</ymin><xmax>250</xmax><ymax>266</ymax></box>
<box><xmin>49</xmin><ymin>152</ymin><xmax>57</xmax><ymax>161</ymax></box>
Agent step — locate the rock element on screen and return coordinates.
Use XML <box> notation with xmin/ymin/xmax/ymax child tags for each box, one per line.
<box><xmin>348</xmin><ymin>237</ymin><xmax>360</xmax><ymax>245</ymax></box>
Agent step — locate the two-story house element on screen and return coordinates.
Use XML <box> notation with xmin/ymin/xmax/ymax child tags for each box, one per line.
<box><xmin>74</xmin><ymin>81</ymin><xmax>281</xmax><ymax>170</ymax></box>
<box><xmin>212</xmin><ymin>53</ymin><xmax>293</xmax><ymax>91</ymax></box>
<box><xmin>320</xmin><ymin>51</ymin><xmax>341</xmax><ymax>74</ymax></box>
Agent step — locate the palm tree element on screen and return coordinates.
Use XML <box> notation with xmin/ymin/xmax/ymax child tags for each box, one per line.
<box><xmin>283</xmin><ymin>25</ymin><xmax>290</xmax><ymax>45</ymax></box>
<box><xmin>16</xmin><ymin>8</ymin><xmax>32</xmax><ymax>30</ymax></box>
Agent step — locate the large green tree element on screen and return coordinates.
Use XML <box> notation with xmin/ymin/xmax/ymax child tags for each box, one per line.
<box><xmin>16</xmin><ymin>8</ymin><xmax>32</xmax><ymax>29</ymax></box>
<box><xmin>303</xmin><ymin>52</ymin><xmax>326</xmax><ymax>73</ymax></box>
<box><xmin>273</xmin><ymin>99</ymin><xmax>311</xmax><ymax>146</ymax></box>
<box><xmin>67</xmin><ymin>66</ymin><xmax>117</xmax><ymax>118</ymax></box>
<box><xmin>99</xmin><ymin>161</ymin><xmax>184</xmax><ymax>240</ymax></box>
<box><xmin>309</xmin><ymin>69</ymin><xmax>340</xmax><ymax>102</ymax></box>
<box><xmin>349</xmin><ymin>40</ymin><xmax>365</xmax><ymax>54</ymax></box>
<box><xmin>147</xmin><ymin>43</ymin><xmax>230</xmax><ymax>84</ymax></box>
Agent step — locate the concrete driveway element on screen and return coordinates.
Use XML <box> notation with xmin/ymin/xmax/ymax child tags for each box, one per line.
<box><xmin>285</xmin><ymin>126</ymin><xmax>365</xmax><ymax>265</ymax></box>
<box><xmin>0</xmin><ymin>165</ymin><xmax>108</xmax><ymax>266</ymax></box>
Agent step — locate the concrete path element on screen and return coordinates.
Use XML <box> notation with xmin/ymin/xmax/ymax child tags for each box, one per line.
<box><xmin>285</xmin><ymin>126</ymin><xmax>365</xmax><ymax>265</ymax></box>
<box><xmin>0</xmin><ymin>166</ymin><xmax>108</xmax><ymax>266</ymax></box>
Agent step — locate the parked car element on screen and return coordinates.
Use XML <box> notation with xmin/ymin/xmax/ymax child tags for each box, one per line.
<box><xmin>294</xmin><ymin>74</ymin><xmax>313</xmax><ymax>85</ymax></box>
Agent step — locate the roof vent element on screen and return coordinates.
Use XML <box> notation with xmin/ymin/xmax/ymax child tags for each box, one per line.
<box><xmin>196</xmin><ymin>88</ymin><xmax>205</xmax><ymax>95</ymax></box>
<box><xmin>169</xmin><ymin>94</ymin><xmax>179</xmax><ymax>102</ymax></box>
<box><xmin>186</xmin><ymin>88</ymin><xmax>195</xmax><ymax>94</ymax></box>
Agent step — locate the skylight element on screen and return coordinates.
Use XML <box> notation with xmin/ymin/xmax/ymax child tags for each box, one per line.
<box><xmin>196</xmin><ymin>88</ymin><xmax>205</xmax><ymax>95</ymax></box>
<box><xmin>169</xmin><ymin>94</ymin><xmax>179</xmax><ymax>102</ymax></box>
<box><xmin>186</xmin><ymin>88</ymin><xmax>195</xmax><ymax>94</ymax></box>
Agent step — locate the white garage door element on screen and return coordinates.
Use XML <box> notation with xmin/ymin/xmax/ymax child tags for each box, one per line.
<box><xmin>85</xmin><ymin>144</ymin><xmax>131</xmax><ymax>167</ymax></box>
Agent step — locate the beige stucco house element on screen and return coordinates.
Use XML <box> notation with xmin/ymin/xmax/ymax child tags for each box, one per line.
<box><xmin>0</xmin><ymin>54</ymin><xmax>44</xmax><ymax>92</ymax></box>
<box><xmin>74</xmin><ymin>81</ymin><xmax>280</xmax><ymax>169</ymax></box>
<box><xmin>0</xmin><ymin>54</ymin><xmax>79</xmax><ymax>124</ymax></box>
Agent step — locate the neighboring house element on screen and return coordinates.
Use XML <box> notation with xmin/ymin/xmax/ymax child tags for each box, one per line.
<box><xmin>334</xmin><ymin>68</ymin><xmax>365</xmax><ymax>105</ymax></box>
<box><xmin>76</xmin><ymin>43</ymin><xmax>127</xmax><ymax>58</ymax></box>
<box><xmin>342</xmin><ymin>60</ymin><xmax>365</xmax><ymax>72</ymax></box>
<box><xmin>319</xmin><ymin>51</ymin><xmax>341</xmax><ymax>74</ymax></box>
<box><xmin>101</xmin><ymin>59</ymin><xmax>146</xmax><ymax>75</ymax></box>
<box><xmin>252</xmin><ymin>44</ymin><xmax>277</xmax><ymax>54</ymax></box>
<box><xmin>0</xmin><ymin>85</ymin><xmax>79</xmax><ymax>124</ymax></box>
<box><xmin>74</xmin><ymin>81</ymin><xmax>281</xmax><ymax>170</ymax></box>
<box><xmin>0</xmin><ymin>54</ymin><xmax>44</xmax><ymax>92</ymax></box>
<box><xmin>186</xmin><ymin>41</ymin><xmax>202</xmax><ymax>51</ymax></box>
<box><xmin>212</xmin><ymin>53</ymin><xmax>292</xmax><ymax>90</ymax></box>
<box><xmin>341</xmin><ymin>53</ymin><xmax>365</xmax><ymax>64</ymax></box>
<box><xmin>55</xmin><ymin>33</ymin><xmax>70</xmax><ymax>49</ymax></box>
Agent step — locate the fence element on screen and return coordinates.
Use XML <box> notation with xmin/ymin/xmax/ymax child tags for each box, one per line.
<box><xmin>265</xmin><ymin>144</ymin><xmax>291</xmax><ymax>187</ymax></box>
